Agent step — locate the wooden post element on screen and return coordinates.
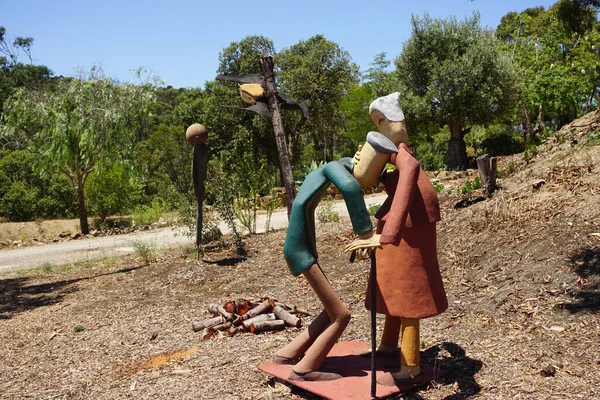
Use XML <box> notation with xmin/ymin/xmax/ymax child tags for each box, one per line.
<box><xmin>476</xmin><ymin>154</ymin><xmax>497</xmax><ymax>198</ymax></box>
<box><xmin>260</xmin><ymin>56</ymin><xmax>296</xmax><ymax>218</ymax></box>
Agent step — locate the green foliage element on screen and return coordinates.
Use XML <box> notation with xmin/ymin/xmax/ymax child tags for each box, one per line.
<box><xmin>133</xmin><ymin>199</ymin><xmax>166</xmax><ymax>226</ymax></box>
<box><xmin>40</xmin><ymin>262</ymin><xmax>54</xmax><ymax>274</ymax></box>
<box><xmin>132</xmin><ymin>240</ymin><xmax>156</xmax><ymax>265</ymax></box>
<box><xmin>411</xmin><ymin>125</ymin><xmax>450</xmax><ymax>171</ymax></box>
<box><xmin>217</xmin><ymin>35</ymin><xmax>275</xmax><ymax>75</ymax></box>
<box><xmin>0</xmin><ymin>150</ymin><xmax>76</xmax><ymax>221</ymax></box>
<box><xmin>277</xmin><ymin>34</ymin><xmax>360</xmax><ymax>162</ymax></box>
<box><xmin>2</xmin><ymin>66</ymin><xmax>156</xmax><ymax>233</ymax></box>
<box><xmin>523</xmin><ymin>143</ymin><xmax>539</xmax><ymax>163</ymax></box>
<box><xmin>368</xmin><ymin>203</ymin><xmax>381</xmax><ymax>216</ymax></box>
<box><xmin>497</xmin><ymin>2</ymin><xmax>600</xmax><ymax>131</ymax></box>
<box><xmin>396</xmin><ymin>12</ymin><xmax>521</xmax><ymax>169</ymax></box>
<box><xmin>317</xmin><ymin>202</ymin><xmax>340</xmax><ymax>223</ymax></box>
<box><xmin>460</xmin><ymin>177</ymin><xmax>481</xmax><ymax>194</ymax></box>
<box><xmin>432</xmin><ymin>181</ymin><xmax>445</xmax><ymax>193</ymax></box>
<box><xmin>73</xmin><ymin>325</ymin><xmax>85</xmax><ymax>333</ymax></box>
<box><xmin>296</xmin><ymin>160</ymin><xmax>327</xmax><ymax>184</ymax></box>
<box><xmin>497</xmin><ymin>161</ymin><xmax>519</xmax><ymax>178</ymax></box>
<box><xmin>206</xmin><ymin>159</ymin><xmax>245</xmax><ymax>253</ymax></box>
<box><xmin>85</xmin><ymin>164</ymin><xmax>143</xmax><ymax>221</ymax></box>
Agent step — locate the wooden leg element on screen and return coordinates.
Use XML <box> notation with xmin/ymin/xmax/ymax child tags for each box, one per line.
<box><xmin>284</xmin><ymin>264</ymin><xmax>350</xmax><ymax>379</ymax></box>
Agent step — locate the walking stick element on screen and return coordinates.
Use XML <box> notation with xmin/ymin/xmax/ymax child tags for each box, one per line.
<box><xmin>370</xmin><ymin>249</ymin><xmax>377</xmax><ymax>399</ymax></box>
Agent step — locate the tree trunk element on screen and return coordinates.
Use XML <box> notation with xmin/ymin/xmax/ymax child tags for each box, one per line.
<box><xmin>520</xmin><ymin>103</ymin><xmax>531</xmax><ymax>143</ymax></box>
<box><xmin>75</xmin><ymin>175</ymin><xmax>89</xmax><ymax>234</ymax></box>
<box><xmin>476</xmin><ymin>154</ymin><xmax>497</xmax><ymax>198</ymax></box>
<box><xmin>534</xmin><ymin>104</ymin><xmax>543</xmax><ymax>142</ymax></box>
<box><xmin>447</xmin><ymin>115</ymin><xmax>468</xmax><ymax>170</ymax></box>
<box><xmin>260</xmin><ymin>56</ymin><xmax>296</xmax><ymax>218</ymax></box>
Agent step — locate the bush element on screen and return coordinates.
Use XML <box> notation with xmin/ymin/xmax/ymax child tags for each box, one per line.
<box><xmin>317</xmin><ymin>202</ymin><xmax>340</xmax><ymax>223</ymax></box>
<box><xmin>0</xmin><ymin>181</ymin><xmax>38</xmax><ymax>221</ymax></box>
<box><xmin>85</xmin><ymin>164</ymin><xmax>143</xmax><ymax>221</ymax></box>
<box><xmin>368</xmin><ymin>203</ymin><xmax>380</xmax><ymax>216</ymax></box>
<box><xmin>133</xmin><ymin>199</ymin><xmax>167</xmax><ymax>226</ymax></box>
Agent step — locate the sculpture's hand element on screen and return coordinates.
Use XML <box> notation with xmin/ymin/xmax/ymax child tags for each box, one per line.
<box><xmin>352</xmin><ymin>144</ymin><xmax>362</xmax><ymax>167</ymax></box>
<box><xmin>345</xmin><ymin>232</ymin><xmax>382</xmax><ymax>261</ymax></box>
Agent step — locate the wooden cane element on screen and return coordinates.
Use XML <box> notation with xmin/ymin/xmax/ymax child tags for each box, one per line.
<box><xmin>370</xmin><ymin>249</ymin><xmax>377</xmax><ymax>398</ymax></box>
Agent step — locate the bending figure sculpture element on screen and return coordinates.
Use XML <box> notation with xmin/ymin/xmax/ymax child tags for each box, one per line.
<box><xmin>275</xmin><ymin>158</ymin><xmax>379</xmax><ymax>381</ymax></box>
<box><xmin>346</xmin><ymin>92</ymin><xmax>448</xmax><ymax>386</ymax></box>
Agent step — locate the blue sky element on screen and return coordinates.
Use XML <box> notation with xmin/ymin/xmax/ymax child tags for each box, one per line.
<box><xmin>2</xmin><ymin>0</ymin><xmax>557</xmax><ymax>88</ymax></box>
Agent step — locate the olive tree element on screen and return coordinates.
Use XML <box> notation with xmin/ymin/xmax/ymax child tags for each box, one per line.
<box><xmin>396</xmin><ymin>12</ymin><xmax>520</xmax><ymax>170</ymax></box>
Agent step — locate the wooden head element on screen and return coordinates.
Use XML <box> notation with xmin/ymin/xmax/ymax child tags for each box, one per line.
<box><xmin>186</xmin><ymin>123</ymin><xmax>208</xmax><ymax>146</ymax></box>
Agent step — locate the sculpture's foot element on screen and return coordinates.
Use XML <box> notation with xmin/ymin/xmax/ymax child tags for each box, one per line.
<box><xmin>273</xmin><ymin>355</ymin><xmax>302</xmax><ymax>365</ymax></box>
<box><xmin>377</xmin><ymin>366</ymin><xmax>424</xmax><ymax>387</ymax></box>
<box><xmin>352</xmin><ymin>344</ymin><xmax>399</xmax><ymax>358</ymax></box>
<box><xmin>289</xmin><ymin>369</ymin><xmax>344</xmax><ymax>381</ymax></box>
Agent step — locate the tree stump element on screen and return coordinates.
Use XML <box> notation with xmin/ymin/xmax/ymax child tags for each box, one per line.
<box><xmin>476</xmin><ymin>154</ymin><xmax>497</xmax><ymax>197</ymax></box>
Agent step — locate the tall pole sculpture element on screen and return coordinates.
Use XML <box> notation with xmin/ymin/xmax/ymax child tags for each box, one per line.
<box><xmin>186</xmin><ymin>123</ymin><xmax>209</xmax><ymax>257</ymax></box>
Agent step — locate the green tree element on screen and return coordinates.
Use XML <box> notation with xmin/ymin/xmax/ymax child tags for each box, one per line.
<box><xmin>497</xmin><ymin>2</ymin><xmax>599</xmax><ymax>133</ymax></box>
<box><xmin>0</xmin><ymin>26</ymin><xmax>54</xmax><ymax>116</ymax></box>
<box><xmin>277</xmin><ymin>34</ymin><xmax>360</xmax><ymax>162</ymax></box>
<box><xmin>396</xmin><ymin>12</ymin><xmax>520</xmax><ymax>170</ymax></box>
<box><xmin>2</xmin><ymin>66</ymin><xmax>156</xmax><ymax>233</ymax></box>
<box><xmin>217</xmin><ymin>35</ymin><xmax>275</xmax><ymax>75</ymax></box>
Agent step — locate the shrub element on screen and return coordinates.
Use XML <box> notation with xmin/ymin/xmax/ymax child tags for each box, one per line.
<box><xmin>460</xmin><ymin>177</ymin><xmax>481</xmax><ymax>194</ymax></box>
<box><xmin>85</xmin><ymin>164</ymin><xmax>143</xmax><ymax>221</ymax></box>
<box><xmin>317</xmin><ymin>202</ymin><xmax>339</xmax><ymax>223</ymax></box>
<box><xmin>133</xmin><ymin>199</ymin><xmax>166</xmax><ymax>226</ymax></box>
<box><xmin>368</xmin><ymin>203</ymin><xmax>381</xmax><ymax>216</ymax></box>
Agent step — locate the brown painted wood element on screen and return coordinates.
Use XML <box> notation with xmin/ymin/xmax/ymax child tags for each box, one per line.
<box><xmin>260</xmin><ymin>56</ymin><xmax>296</xmax><ymax>217</ymax></box>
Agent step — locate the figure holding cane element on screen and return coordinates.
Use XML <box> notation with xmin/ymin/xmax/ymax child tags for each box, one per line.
<box><xmin>345</xmin><ymin>92</ymin><xmax>448</xmax><ymax>386</ymax></box>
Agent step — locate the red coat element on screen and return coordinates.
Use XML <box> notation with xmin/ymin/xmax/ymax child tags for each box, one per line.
<box><xmin>366</xmin><ymin>144</ymin><xmax>448</xmax><ymax>319</ymax></box>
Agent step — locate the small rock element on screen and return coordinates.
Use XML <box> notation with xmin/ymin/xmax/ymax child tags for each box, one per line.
<box><xmin>58</xmin><ymin>231</ymin><xmax>72</xmax><ymax>238</ymax></box>
<box><xmin>532</xmin><ymin>179</ymin><xmax>546</xmax><ymax>190</ymax></box>
<box><xmin>540</xmin><ymin>365</ymin><xmax>556</xmax><ymax>377</ymax></box>
<box><xmin>52</xmin><ymin>237</ymin><xmax>60</xmax><ymax>243</ymax></box>
<box><xmin>72</xmin><ymin>232</ymin><xmax>82</xmax><ymax>240</ymax></box>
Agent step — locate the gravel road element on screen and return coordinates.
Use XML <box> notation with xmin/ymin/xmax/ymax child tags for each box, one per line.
<box><xmin>0</xmin><ymin>194</ymin><xmax>387</xmax><ymax>273</ymax></box>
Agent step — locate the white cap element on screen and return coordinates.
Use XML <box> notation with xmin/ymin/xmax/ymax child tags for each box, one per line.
<box><xmin>369</xmin><ymin>92</ymin><xmax>404</xmax><ymax>122</ymax></box>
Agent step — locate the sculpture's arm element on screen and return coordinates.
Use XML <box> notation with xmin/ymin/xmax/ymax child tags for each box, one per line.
<box><xmin>379</xmin><ymin>146</ymin><xmax>420</xmax><ymax>245</ymax></box>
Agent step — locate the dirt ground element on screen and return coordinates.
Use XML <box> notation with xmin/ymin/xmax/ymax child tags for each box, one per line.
<box><xmin>1</xmin><ymin>113</ymin><xmax>599</xmax><ymax>399</ymax></box>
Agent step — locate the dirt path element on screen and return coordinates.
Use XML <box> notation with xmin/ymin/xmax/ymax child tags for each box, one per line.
<box><xmin>0</xmin><ymin>194</ymin><xmax>387</xmax><ymax>273</ymax></box>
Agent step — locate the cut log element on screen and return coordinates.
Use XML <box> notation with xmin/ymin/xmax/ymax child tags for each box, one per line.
<box><xmin>476</xmin><ymin>154</ymin><xmax>497</xmax><ymax>198</ymax></box>
<box><xmin>228</xmin><ymin>325</ymin><xmax>244</xmax><ymax>336</ymax></box>
<box><xmin>273</xmin><ymin>306</ymin><xmax>302</xmax><ymax>328</ymax></box>
<box><xmin>242</xmin><ymin>313</ymin><xmax>276</xmax><ymax>329</ymax></box>
<box><xmin>240</xmin><ymin>300</ymin><xmax>273</xmax><ymax>321</ymax></box>
<box><xmin>208</xmin><ymin>304</ymin><xmax>233</xmax><ymax>321</ymax></box>
<box><xmin>192</xmin><ymin>316</ymin><xmax>224</xmax><ymax>332</ymax></box>
<box><xmin>250</xmin><ymin>320</ymin><xmax>285</xmax><ymax>334</ymax></box>
<box><xmin>274</xmin><ymin>302</ymin><xmax>313</xmax><ymax>317</ymax></box>
<box><xmin>208</xmin><ymin>322</ymin><xmax>232</xmax><ymax>332</ymax></box>
<box><xmin>223</xmin><ymin>301</ymin><xmax>236</xmax><ymax>314</ymax></box>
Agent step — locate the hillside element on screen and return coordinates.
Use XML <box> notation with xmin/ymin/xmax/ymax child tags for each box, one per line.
<box><xmin>0</xmin><ymin>112</ymin><xmax>599</xmax><ymax>399</ymax></box>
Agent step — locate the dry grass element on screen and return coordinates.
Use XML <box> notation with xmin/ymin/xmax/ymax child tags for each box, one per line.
<box><xmin>1</xmin><ymin>113</ymin><xmax>599</xmax><ymax>399</ymax></box>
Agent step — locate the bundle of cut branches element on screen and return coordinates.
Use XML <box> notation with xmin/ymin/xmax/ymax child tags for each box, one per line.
<box><xmin>192</xmin><ymin>298</ymin><xmax>311</xmax><ymax>340</ymax></box>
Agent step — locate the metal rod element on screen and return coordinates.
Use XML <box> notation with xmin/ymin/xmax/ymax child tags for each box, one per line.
<box><xmin>370</xmin><ymin>249</ymin><xmax>377</xmax><ymax>398</ymax></box>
